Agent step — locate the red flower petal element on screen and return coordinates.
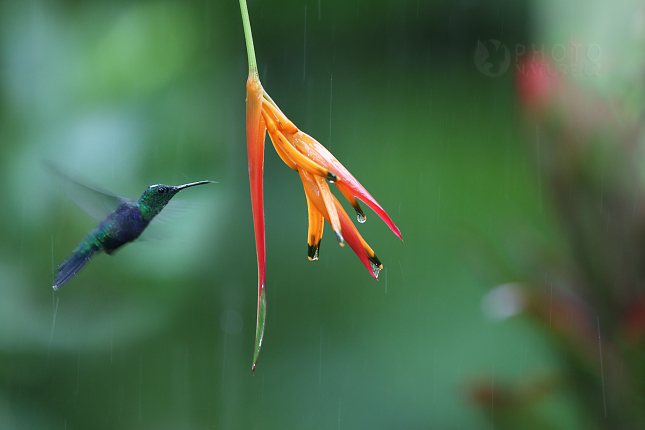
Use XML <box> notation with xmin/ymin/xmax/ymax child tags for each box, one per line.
<box><xmin>246</xmin><ymin>73</ymin><xmax>267</xmax><ymax>373</ymax></box>
<box><xmin>291</xmin><ymin>131</ymin><xmax>402</xmax><ymax>240</ymax></box>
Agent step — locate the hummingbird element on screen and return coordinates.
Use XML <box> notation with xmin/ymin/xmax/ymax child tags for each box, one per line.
<box><xmin>52</xmin><ymin>174</ymin><xmax>214</xmax><ymax>290</ymax></box>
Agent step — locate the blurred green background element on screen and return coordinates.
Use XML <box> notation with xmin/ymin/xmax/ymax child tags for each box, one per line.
<box><xmin>1</xmin><ymin>0</ymin><xmax>642</xmax><ymax>428</ymax></box>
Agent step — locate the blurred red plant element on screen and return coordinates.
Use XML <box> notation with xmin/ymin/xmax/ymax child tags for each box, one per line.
<box><xmin>471</xmin><ymin>53</ymin><xmax>645</xmax><ymax>428</ymax></box>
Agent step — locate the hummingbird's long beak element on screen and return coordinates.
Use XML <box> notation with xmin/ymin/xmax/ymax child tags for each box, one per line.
<box><xmin>176</xmin><ymin>180</ymin><xmax>216</xmax><ymax>190</ymax></box>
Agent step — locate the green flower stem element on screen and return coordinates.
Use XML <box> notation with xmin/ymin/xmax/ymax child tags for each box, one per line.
<box><xmin>239</xmin><ymin>0</ymin><xmax>258</xmax><ymax>75</ymax></box>
<box><xmin>263</xmin><ymin>92</ymin><xmax>283</xmax><ymax>112</ymax></box>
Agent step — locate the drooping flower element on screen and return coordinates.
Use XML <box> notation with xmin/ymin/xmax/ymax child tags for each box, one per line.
<box><xmin>239</xmin><ymin>0</ymin><xmax>402</xmax><ymax>372</ymax></box>
<box><xmin>261</xmin><ymin>93</ymin><xmax>402</xmax><ymax>271</ymax></box>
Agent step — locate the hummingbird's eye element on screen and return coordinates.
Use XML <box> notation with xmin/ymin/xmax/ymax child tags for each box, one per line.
<box><xmin>157</xmin><ymin>187</ymin><xmax>166</xmax><ymax>194</ymax></box>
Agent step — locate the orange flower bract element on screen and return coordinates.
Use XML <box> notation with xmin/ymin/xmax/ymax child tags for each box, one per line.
<box><xmin>259</xmin><ymin>92</ymin><xmax>402</xmax><ymax>277</ymax></box>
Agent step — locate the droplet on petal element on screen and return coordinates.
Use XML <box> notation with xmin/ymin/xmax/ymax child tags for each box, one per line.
<box><xmin>308</xmin><ymin>243</ymin><xmax>320</xmax><ymax>261</ymax></box>
<box><xmin>356</xmin><ymin>212</ymin><xmax>366</xmax><ymax>223</ymax></box>
<box><xmin>335</xmin><ymin>231</ymin><xmax>345</xmax><ymax>246</ymax></box>
<box><xmin>370</xmin><ymin>261</ymin><xmax>381</xmax><ymax>279</ymax></box>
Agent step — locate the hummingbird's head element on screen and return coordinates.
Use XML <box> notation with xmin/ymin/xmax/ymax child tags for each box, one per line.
<box><xmin>138</xmin><ymin>181</ymin><xmax>214</xmax><ymax>220</ymax></box>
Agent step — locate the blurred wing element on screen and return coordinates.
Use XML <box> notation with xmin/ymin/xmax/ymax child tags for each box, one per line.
<box><xmin>136</xmin><ymin>199</ymin><xmax>204</xmax><ymax>242</ymax></box>
<box><xmin>46</xmin><ymin>162</ymin><xmax>128</xmax><ymax>221</ymax></box>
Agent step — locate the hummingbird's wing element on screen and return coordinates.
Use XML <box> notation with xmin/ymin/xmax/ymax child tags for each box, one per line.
<box><xmin>46</xmin><ymin>162</ymin><xmax>129</xmax><ymax>221</ymax></box>
<box><xmin>136</xmin><ymin>199</ymin><xmax>206</xmax><ymax>242</ymax></box>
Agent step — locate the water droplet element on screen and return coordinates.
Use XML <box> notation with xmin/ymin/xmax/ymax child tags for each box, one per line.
<box><xmin>370</xmin><ymin>262</ymin><xmax>381</xmax><ymax>278</ymax></box>
<box><xmin>308</xmin><ymin>243</ymin><xmax>320</xmax><ymax>260</ymax></box>
<box><xmin>356</xmin><ymin>213</ymin><xmax>366</xmax><ymax>223</ymax></box>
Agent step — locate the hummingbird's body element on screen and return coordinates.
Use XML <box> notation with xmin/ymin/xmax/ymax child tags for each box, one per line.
<box><xmin>53</xmin><ymin>181</ymin><xmax>213</xmax><ymax>290</ymax></box>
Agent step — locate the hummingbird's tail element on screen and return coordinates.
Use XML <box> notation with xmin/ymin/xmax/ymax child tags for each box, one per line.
<box><xmin>53</xmin><ymin>245</ymin><xmax>99</xmax><ymax>290</ymax></box>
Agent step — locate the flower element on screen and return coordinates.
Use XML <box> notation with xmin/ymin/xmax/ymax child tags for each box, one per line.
<box><xmin>239</xmin><ymin>0</ymin><xmax>402</xmax><ymax>372</ymax></box>
<box><xmin>260</xmin><ymin>91</ymin><xmax>402</xmax><ymax>274</ymax></box>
